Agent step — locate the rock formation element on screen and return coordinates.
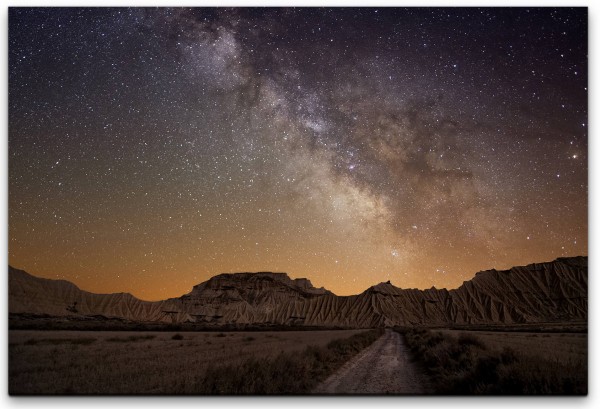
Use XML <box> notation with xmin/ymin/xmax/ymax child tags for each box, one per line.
<box><xmin>8</xmin><ymin>268</ymin><xmax>185</xmax><ymax>322</ymax></box>
<box><xmin>8</xmin><ymin>256</ymin><xmax>587</xmax><ymax>327</ymax></box>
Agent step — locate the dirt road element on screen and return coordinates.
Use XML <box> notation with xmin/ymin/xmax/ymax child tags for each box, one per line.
<box><xmin>313</xmin><ymin>329</ymin><xmax>430</xmax><ymax>394</ymax></box>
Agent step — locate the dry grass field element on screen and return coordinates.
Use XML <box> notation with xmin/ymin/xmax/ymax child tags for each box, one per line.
<box><xmin>9</xmin><ymin>329</ymin><xmax>366</xmax><ymax>394</ymax></box>
<box><xmin>400</xmin><ymin>327</ymin><xmax>587</xmax><ymax>394</ymax></box>
<box><xmin>439</xmin><ymin>330</ymin><xmax>587</xmax><ymax>365</ymax></box>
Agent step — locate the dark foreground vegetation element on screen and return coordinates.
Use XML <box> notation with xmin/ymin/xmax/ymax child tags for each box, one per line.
<box><xmin>197</xmin><ymin>329</ymin><xmax>383</xmax><ymax>394</ymax></box>
<box><xmin>9</xmin><ymin>329</ymin><xmax>379</xmax><ymax>394</ymax></box>
<box><xmin>398</xmin><ymin>328</ymin><xmax>587</xmax><ymax>395</ymax></box>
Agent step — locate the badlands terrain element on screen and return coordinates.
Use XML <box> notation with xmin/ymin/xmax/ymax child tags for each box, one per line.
<box><xmin>9</xmin><ymin>256</ymin><xmax>588</xmax><ymax>329</ymax></box>
<box><xmin>8</xmin><ymin>257</ymin><xmax>588</xmax><ymax>394</ymax></box>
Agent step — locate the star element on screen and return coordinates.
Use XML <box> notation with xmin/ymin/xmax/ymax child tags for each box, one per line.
<box><xmin>7</xmin><ymin>7</ymin><xmax>588</xmax><ymax>299</ymax></box>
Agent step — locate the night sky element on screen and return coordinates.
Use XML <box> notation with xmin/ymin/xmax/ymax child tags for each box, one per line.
<box><xmin>8</xmin><ymin>7</ymin><xmax>587</xmax><ymax>300</ymax></box>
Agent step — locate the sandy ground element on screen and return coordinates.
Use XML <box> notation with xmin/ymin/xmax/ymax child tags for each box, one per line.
<box><xmin>314</xmin><ymin>329</ymin><xmax>430</xmax><ymax>394</ymax></box>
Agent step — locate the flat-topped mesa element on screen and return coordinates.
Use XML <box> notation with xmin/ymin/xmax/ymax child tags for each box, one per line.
<box><xmin>189</xmin><ymin>271</ymin><xmax>331</xmax><ymax>297</ymax></box>
<box><xmin>173</xmin><ymin>272</ymin><xmax>334</xmax><ymax>325</ymax></box>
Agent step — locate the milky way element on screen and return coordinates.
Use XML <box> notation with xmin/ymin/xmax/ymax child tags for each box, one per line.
<box><xmin>9</xmin><ymin>8</ymin><xmax>587</xmax><ymax>300</ymax></box>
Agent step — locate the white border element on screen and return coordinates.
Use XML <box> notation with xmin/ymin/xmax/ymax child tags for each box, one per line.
<box><xmin>1</xmin><ymin>1</ymin><xmax>596</xmax><ymax>408</ymax></box>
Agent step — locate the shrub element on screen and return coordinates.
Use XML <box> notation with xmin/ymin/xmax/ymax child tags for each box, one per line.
<box><xmin>457</xmin><ymin>333</ymin><xmax>486</xmax><ymax>349</ymax></box>
<box><xmin>500</xmin><ymin>347</ymin><xmax>518</xmax><ymax>365</ymax></box>
<box><xmin>398</xmin><ymin>328</ymin><xmax>587</xmax><ymax>395</ymax></box>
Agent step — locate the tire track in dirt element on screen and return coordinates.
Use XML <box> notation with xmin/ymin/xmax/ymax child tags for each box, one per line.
<box><xmin>313</xmin><ymin>329</ymin><xmax>430</xmax><ymax>394</ymax></box>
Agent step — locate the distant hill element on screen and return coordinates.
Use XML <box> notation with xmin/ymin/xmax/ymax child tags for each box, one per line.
<box><xmin>8</xmin><ymin>257</ymin><xmax>587</xmax><ymax>327</ymax></box>
<box><xmin>8</xmin><ymin>267</ymin><xmax>185</xmax><ymax>322</ymax></box>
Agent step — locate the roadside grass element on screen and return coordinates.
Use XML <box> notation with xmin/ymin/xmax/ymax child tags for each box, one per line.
<box><xmin>398</xmin><ymin>328</ymin><xmax>587</xmax><ymax>395</ymax></box>
<box><xmin>197</xmin><ymin>329</ymin><xmax>383</xmax><ymax>394</ymax></box>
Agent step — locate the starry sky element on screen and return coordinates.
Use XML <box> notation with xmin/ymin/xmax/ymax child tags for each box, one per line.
<box><xmin>8</xmin><ymin>7</ymin><xmax>587</xmax><ymax>300</ymax></box>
